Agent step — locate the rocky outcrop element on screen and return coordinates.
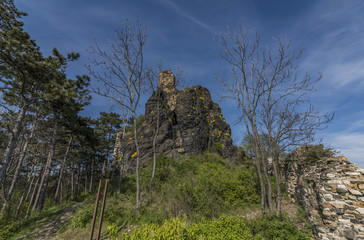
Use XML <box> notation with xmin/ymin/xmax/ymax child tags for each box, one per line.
<box><xmin>283</xmin><ymin>157</ymin><xmax>364</xmax><ymax>240</ymax></box>
<box><xmin>114</xmin><ymin>71</ymin><xmax>238</xmax><ymax>168</ymax></box>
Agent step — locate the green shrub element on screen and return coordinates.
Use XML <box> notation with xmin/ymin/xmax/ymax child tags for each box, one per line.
<box><xmin>247</xmin><ymin>214</ymin><xmax>312</xmax><ymax>240</ymax></box>
<box><xmin>122</xmin><ymin>215</ymin><xmax>254</xmax><ymax>239</ymax></box>
<box><xmin>167</xmin><ymin>153</ymin><xmax>259</xmax><ymax>217</ymax></box>
<box><xmin>0</xmin><ymin>217</ymin><xmax>19</xmax><ymax>240</ymax></box>
<box><xmin>210</xmin><ymin>141</ymin><xmax>225</xmax><ymax>154</ymax></box>
<box><xmin>71</xmin><ymin>203</ymin><xmax>94</xmax><ymax>228</ymax></box>
<box><xmin>107</xmin><ymin>223</ymin><xmax>119</xmax><ymax>240</ymax></box>
<box><xmin>290</xmin><ymin>144</ymin><xmax>335</xmax><ymax>162</ymax></box>
<box><xmin>116</xmin><ymin>153</ymin><xmax>259</xmax><ymax>223</ymax></box>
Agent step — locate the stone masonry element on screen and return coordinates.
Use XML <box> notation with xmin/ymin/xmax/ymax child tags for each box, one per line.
<box><xmin>284</xmin><ymin>157</ymin><xmax>364</xmax><ymax>240</ymax></box>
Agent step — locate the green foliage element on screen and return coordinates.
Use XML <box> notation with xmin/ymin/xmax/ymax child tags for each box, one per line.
<box><xmin>0</xmin><ymin>217</ymin><xmax>20</xmax><ymax>240</ymax></box>
<box><xmin>107</xmin><ymin>223</ymin><xmax>119</xmax><ymax>240</ymax></box>
<box><xmin>63</xmin><ymin>153</ymin><xmax>261</xmax><ymax>238</ymax></box>
<box><xmin>8</xmin><ymin>151</ymin><xmax>313</xmax><ymax>239</ymax></box>
<box><xmin>246</xmin><ymin>214</ymin><xmax>312</xmax><ymax>240</ymax></box>
<box><xmin>126</xmin><ymin>115</ymin><xmax>145</xmax><ymax>131</ymax></box>
<box><xmin>138</xmin><ymin>153</ymin><xmax>260</xmax><ymax>219</ymax></box>
<box><xmin>94</xmin><ymin>111</ymin><xmax>122</xmax><ymax>149</ymax></box>
<box><xmin>291</xmin><ymin>144</ymin><xmax>335</xmax><ymax>162</ymax></box>
<box><xmin>122</xmin><ymin>215</ymin><xmax>254</xmax><ymax>240</ymax></box>
<box><xmin>136</xmin><ymin>115</ymin><xmax>145</xmax><ymax>129</ymax></box>
<box><xmin>297</xmin><ymin>207</ymin><xmax>313</xmax><ymax>234</ymax></box>
<box><xmin>71</xmin><ymin>203</ymin><xmax>94</xmax><ymax>228</ymax></box>
<box><xmin>121</xmin><ymin>214</ymin><xmax>311</xmax><ymax>239</ymax></box>
<box><xmin>210</xmin><ymin>141</ymin><xmax>224</xmax><ymax>154</ymax></box>
<box><xmin>7</xmin><ymin>201</ymin><xmax>75</xmax><ymax>240</ymax></box>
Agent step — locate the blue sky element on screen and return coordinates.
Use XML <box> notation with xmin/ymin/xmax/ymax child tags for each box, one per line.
<box><xmin>15</xmin><ymin>0</ymin><xmax>364</xmax><ymax>168</ymax></box>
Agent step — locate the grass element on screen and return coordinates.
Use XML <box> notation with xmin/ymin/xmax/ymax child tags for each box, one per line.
<box><xmin>8</xmin><ymin>201</ymin><xmax>76</xmax><ymax>240</ymax></box>
<box><xmin>5</xmin><ymin>152</ymin><xmax>313</xmax><ymax>239</ymax></box>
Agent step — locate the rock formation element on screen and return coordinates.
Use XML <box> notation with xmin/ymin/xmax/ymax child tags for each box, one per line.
<box><xmin>283</xmin><ymin>156</ymin><xmax>364</xmax><ymax>239</ymax></box>
<box><xmin>113</xmin><ymin>71</ymin><xmax>238</xmax><ymax>169</ymax></box>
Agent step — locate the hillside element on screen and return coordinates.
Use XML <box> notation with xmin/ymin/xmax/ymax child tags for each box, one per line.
<box><xmin>7</xmin><ymin>153</ymin><xmax>312</xmax><ymax>240</ymax></box>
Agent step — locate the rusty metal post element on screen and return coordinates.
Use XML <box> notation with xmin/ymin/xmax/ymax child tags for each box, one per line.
<box><xmin>89</xmin><ymin>179</ymin><xmax>102</xmax><ymax>240</ymax></box>
<box><xmin>96</xmin><ymin>179</ymin><xmax>109</xmax><ymax>240</ymax></box>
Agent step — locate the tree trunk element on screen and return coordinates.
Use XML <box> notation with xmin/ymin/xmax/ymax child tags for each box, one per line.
<box><xmin>84</xmin><ymin>167</ymin><xmax>87</xmax><ymax>195</ymax></box>
<box><xmin>133</xmin><ymin>111</ymin><xmax>141</xmax><ymax>214</ymax></box>
<box><xmin>102</xmin><ymin>136</ymin><xmax>110</xmax><ymax>179</ymax></box>
<box><xmin>66</xmin><ymin>170</ymin><xmax>71</xmax><ymax>200</ymax></box>
<box><xmin>117</xmin><ymin>116</ymin><xmax>127</xmax><ymax>195</ymax></box>
<box><xmin>60</xmin><ymin>177</ymin><xmax>63</xmax><ymax>202</ymax></box>
<box><xmin>102</xmin><ymin>156</ymin><xmax>107</xmax><ymax>179</ymax></box>
<box><xmin>151</xmin><ymin>131</ymin><xmax>158</xmax><ymax>183</ymax></box>
<box><xmin>252</xmin><ymin>128</ymin><xmax>267</xmax><ymax>212</ymax></box>
<box><xmin>151</xmin><ymin>100</ymin><xmax>160</xmax><ymax>183</ymax></box>
<box><xmin>117</xmin><ymin>160</ymin><xmax>124</xmax><ymax>195</ymax></box>
<box><xmin>89</xmin><ymin>156</ymin><xmax>95</xmax><ymax>192</ymax></box>
<box><xmin>16</xmin><ymin>165</ymin><xmax>35</xmax><ymax>217</ymax></box>
<box><xmin>261</xmin><ymin>157</ymin><xmax>273</xmax><ymax>214</ymax></box>
<box><xmin>254</xmin><ymin>151</ymin><xmax>266</xmax><ymax>211</ymax></box>
<box><xmin>25</xmin><ymin>169</ymin><xmax>35</xmax><ymax>202</ymax></box>
<box><xmin>272</xmin><ymin>155</ymin><xmax>282</xmax><ymax>215</ymax></box>
<box><xmin>74</xmin><ymin>162</ymin><xmax>80</xmax><ymax>201</ymax></box>
<box><xmin>27</xmin><ymin>167</ymin><xmax>42</xmax><ymax>217</ymax></box>
<box><xmin>55</xmin><ymin>136</ymin><xmax>73</xmax><ymax>200</ymax></box>
<box><xmin>24</xmin><ymin>165</ymin><xmax>36</xmax><ymax>201</ymax></box>
<box><xmin>71</xmin><ymin>161</ymin><xmax>74</xmax><ymax>198</ymax></box>
<box><xmin>1</xmin><ymin>116</ymin><xmax>37</xmax><ymax>214</ymax></box>
<box><xmin>33</xmin><ymin>113</ymin><xmax>59</xmax><ymax>211</ymax></box>
<box><xmin>0</xmin><ymin>103</ymin><xmax>27</xmax><ymax>190</ymax></box>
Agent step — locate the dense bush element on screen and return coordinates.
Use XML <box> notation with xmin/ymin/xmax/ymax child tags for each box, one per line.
<box><xmin>71</xmin><ymin>203</ymin><xmax>94</xmax><ymax>228</ymax></box>
<box><xmin>0</xmin><ymin>217</ymin><xmax>20</xmax><ymax>240</ymax></box>
<box><xmin>121</xmin><ymin>215</ymin><xmax>254</xmax><ymax>240</ymax></box>
<box><xmin>246</xmin><ymin>214</ymin><xmax>312</xmax><ymax>240</ymax></box>
<box><xmin>120</xmin><ymin>214</ymin><xmax>311</xmax><ymax>240</ymax></box>
<box><xmin>139</xmin><ymin>153</ymin><xmax>260</xmax><ymax>219</ymax></box>
<box><xmin>289</xmin><ymin>144</ymin><xmax>335</xmax><ymax>162</ymax></box>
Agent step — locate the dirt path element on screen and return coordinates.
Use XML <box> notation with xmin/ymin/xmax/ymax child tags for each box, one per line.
<box><xmin>15</xmin><ymin>202</ymin><xmax>85</xmax><ymax>240</ymax></box>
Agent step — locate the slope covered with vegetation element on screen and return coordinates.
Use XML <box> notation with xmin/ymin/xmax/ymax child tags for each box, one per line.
<box><xmin>6</xmin><ymin>153</ymin><xmax>312</xmax><ymax>239</ymax></box>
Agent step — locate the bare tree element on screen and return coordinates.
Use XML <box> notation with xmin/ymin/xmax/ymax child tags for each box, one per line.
<box><xmin>217</xmin><ymin>26</ymin><xmax>333</xmax><ymax>214</ymax></box>
<box><xmin>87</xmin><ymin>20</ymin><xmax>146</xmax><ymax>214</ymax></box>
<box><xmin>217</xmin><ymin>26</ymin><xmax>268</xmax><ymax>212</ymax></box>
<box><xmin>262</xmin><ymin>93</ymin><xmax>333</xmax><ymax>214</ymax></box>
<box><xmin>115</xmin><ymin>105</ymin><xmax>129</xmax><ymax>195</ymax></box>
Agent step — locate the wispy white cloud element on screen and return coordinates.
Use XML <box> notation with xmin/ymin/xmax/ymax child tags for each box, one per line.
<box><xmin>292</xmin><ymin>0</ymin><xmax>364</xmax><ymax>89</ymax></box>
<box><xmin>155</xmin><ymin>0</ymin><xmax>219</xmax><ymax>35</ymax></box>
<box><xmin>324</xmin><ymin>60</ymin><xmax>364</xmax><ymax>88</ymax></box>
<box><xmin>320</xmin><ymin>114</ymin><xmax>364</xmax><ymax>169</ymax></box>
<box><xmin>286</xmin><ymin>0</ymin><xmax>364</xmax><ymax>169</ymax></box>
<box><xmin>323</xmin><ymin>132</ymin><xmax>364</xmax><ymax>168</ymax></box>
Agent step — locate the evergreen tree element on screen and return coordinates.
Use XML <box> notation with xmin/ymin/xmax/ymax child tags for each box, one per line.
<box><xmin>0</xmin><ymin>0</ymin><xmax>46</xmax><ymax>188</ymax></box>
<box><xmin>94</xmin><ymin>112</ymin><xmax>122</xmax><ymax>178</ymax></box>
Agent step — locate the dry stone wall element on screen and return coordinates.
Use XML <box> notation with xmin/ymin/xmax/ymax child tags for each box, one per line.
<box><xmin>284</xmin><ymin>157</ymin><xmax>364</xmax><ymax>240</ymax></box>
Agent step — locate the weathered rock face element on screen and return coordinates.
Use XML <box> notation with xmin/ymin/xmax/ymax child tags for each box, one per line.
<box><xmin>114</xmin><ymin>71</ymin><xmax>237</xmax><ymax>168</ymax></box>
<box><xmin>283</xmin><ymin>157</ymin><xmax>364</xmax><ymax>240</ymax></box>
